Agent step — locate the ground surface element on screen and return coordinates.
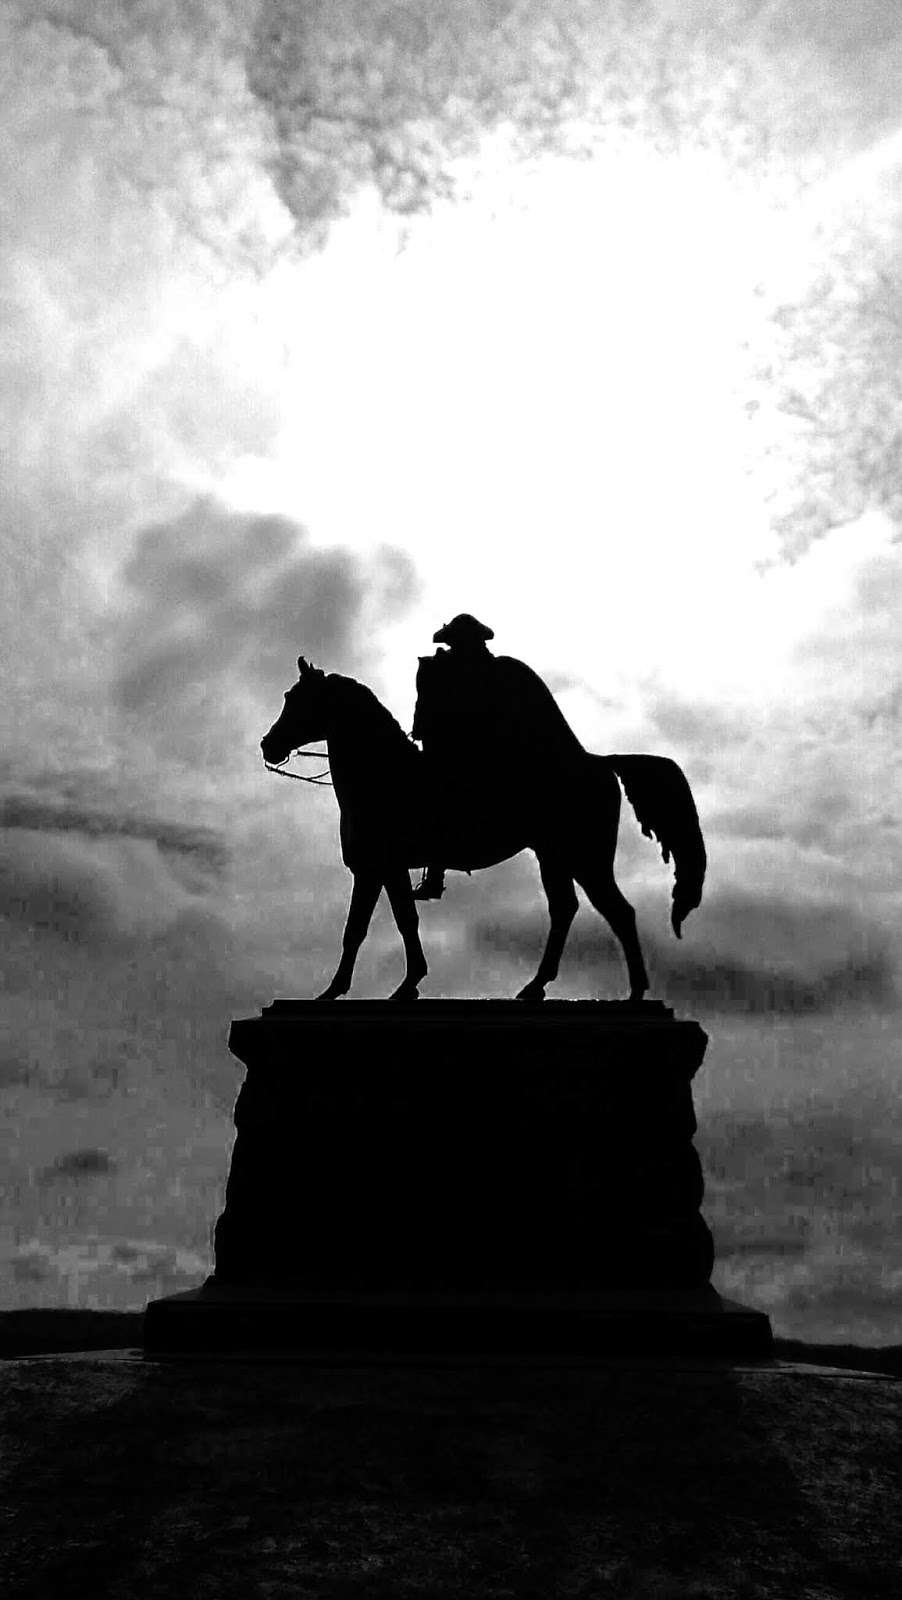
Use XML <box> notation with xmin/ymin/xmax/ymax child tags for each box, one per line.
<box><xmin>1</xmin><ymin>1341</ymin><xmax>900</xmax><ymax>1599</ymax></box>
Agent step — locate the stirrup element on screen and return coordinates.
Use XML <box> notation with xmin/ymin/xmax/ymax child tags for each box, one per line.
<box><xmin>412</xmin><ymin>869</ymin><xmax>445</xmax><ymax>901</ymax></box>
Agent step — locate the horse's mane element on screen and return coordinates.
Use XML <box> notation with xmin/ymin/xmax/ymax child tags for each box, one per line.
<box><xmin>327</xmin><ymin>673</ymin><xmax>416</xmax><ymax>760</ymax></box>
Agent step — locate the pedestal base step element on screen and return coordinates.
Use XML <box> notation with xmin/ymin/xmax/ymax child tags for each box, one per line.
<box><xmin>144</xmin><ymin>1282</ymin><xmax>773</xmax><ymax>1362</ymax></box>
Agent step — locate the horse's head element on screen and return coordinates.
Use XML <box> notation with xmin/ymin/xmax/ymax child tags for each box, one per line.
<box><xmin>260</xmin><ymin>657</ymin><xmax>329</xmax><ymax>765</ymax></box>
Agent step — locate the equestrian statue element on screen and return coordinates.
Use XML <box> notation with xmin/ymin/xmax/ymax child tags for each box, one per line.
<box><xmin>260</xmin><ymin>614</ymin><xmax>706</xmax><ymax>1002</ymax></box>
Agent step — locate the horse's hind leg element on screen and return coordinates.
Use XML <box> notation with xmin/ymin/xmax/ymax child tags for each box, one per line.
<box><xmin>575</xmin><ymin>867</ymin><xmax>649</xmax><ymax>1002</ymax></box>
<box><xmin>383</xmin><ymin>867</ymin><xmax>428</xmax><ymax>1001</ymax></box>
<box><xmin>516</xmin><ymin>852</ymin><xmax>578</xmax><ymax>1002</ymax></box>
<box><xmin>316</xmin><ymin>869</ymin><xmax>383</xmax><ymax>999</ymax></box>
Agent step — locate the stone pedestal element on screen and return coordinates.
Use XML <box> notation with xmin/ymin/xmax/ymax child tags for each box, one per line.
<box><xmin>145</xmin><ymin>1001</ymin><xmax>772</xmax><ymax>1358</ymax></box>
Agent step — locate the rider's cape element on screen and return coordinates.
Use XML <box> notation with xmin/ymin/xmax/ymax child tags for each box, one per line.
<box><xmin>412</xmin><ymin>649</ymin><xmax>586</xmax><ymax>787</ymax></box>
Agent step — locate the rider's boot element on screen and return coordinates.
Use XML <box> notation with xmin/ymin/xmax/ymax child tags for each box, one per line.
<box><xmin>412</xmin><ymin>865</ymin><xmax>446</xmax><ymax>901</ymax></box>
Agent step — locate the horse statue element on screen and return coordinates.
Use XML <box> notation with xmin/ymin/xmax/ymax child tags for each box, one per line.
<box><xmin>260</xmin><ymin>656</ymin><xmax>706</xmax><ymax>1002</ymax></box>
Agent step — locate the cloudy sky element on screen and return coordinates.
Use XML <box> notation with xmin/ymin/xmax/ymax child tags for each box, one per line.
<box><xmin>1</xmin><ymin>0</ymin><xmax>900</xmax><ymax>1338</ymax></box>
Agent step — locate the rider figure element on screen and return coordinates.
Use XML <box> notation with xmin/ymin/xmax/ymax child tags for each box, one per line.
<box><xmin>411</xmin><ymin>612</ymin><xmax>585</xmax><ymax>900</ymax></box>
<box><xmin>411</xmin><ymin>613</ymin><xmax>497</xmax><ymax>900</ymax></box>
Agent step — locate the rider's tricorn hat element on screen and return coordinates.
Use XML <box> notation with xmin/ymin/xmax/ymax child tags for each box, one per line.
<box><xmin>433</xmin><ymin>613</ymin><xmax>495</xmax><ymax>647</ymax></box>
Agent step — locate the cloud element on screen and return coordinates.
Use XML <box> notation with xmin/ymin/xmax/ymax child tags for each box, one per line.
<box><xmin>0</xmin><ymin>812</ymin><xmax>326</xmax><ymax>1105</ymax></box>
<box><xmin>0</xmin><ymin>826</ymin><xmax>214</xmax><ymax>945</ymax></box>
<box><xmin>0</xmin><ymin>793</ymin><xmax>228</xmax><ymax>876</ymax></box>
<box><xmin>8</xmin><ymin>1236</ymin><xmax>210</xmax><ymax>1302</ymax></box>
<box><xmin>243</xmin><ymin>0</ymin><xmax>902</xmax><ymax>571</ymax></box>
<box><xmin>117</xmin><ymin>501</ymin><xmax>359</xmax><ymax>702</ymax></box>
<box><xmin>0</xmin><ymin>6</ymin><xmax>297</xmax><ymax>782</ymax></box>
<box><xmin>0</xmin><ymin>2</ymin><xmax>284</xmax><ymax>502</ymax></box>
<box><xmin>792</xmin><ymin>541</ymin><xmax>902</xmax><ymax>714</ymax></box>
<box><xmin>469</xmin><ymin>888</ymin><xmax>896</xmax><ymax>1013</ymax></box>
<box><xmin>41</xmin><ymin>1148</ymin><xmax>117</xmax><ymax>1180</ymax></box>
<box><xmin>3</xmin><ymin>1</ymin><xmax>901</xmax><ymax>1339</ymax></box>
<box><xmin>394</xmin><ymin>521</ymin><xmax>902</xmax><ymax>1005</ymax></box>
<box><xmin>700</xmin><ymin>1095</ymin><xmax>902</xmax><ymax>1341</ymax></box>
<box><xmin>249</xmin><ymin>0</ymin><xmax>902</xmax><ymax>226</ymax></box>
<box><xmin>112</xmin><ymin>497</ymin><xmax>418</xmax><ymax>766</ymax></box>
<box><xmin>605</xmin><ymin>523</ymin><xmax>902</xmax><ymax>917</ymax></box>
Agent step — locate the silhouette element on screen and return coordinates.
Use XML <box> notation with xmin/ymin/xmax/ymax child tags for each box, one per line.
<box><xmin>411</xmin><ymin>613</ymin><xmax>589</xmax><ymax>900</ymax></box>
<box><xmin>260</xmin><ymin>637</ymin><xmax>706</xmax><ymax>1001</ymax></box>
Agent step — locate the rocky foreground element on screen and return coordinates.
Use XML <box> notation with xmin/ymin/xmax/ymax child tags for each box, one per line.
<box><xmin>1</xmin><ymin>1313</ymin><xmax>900</xmax><ymax>1600</ymax></box>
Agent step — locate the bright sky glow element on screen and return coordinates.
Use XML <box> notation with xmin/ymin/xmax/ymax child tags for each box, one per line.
<box><xmin>213</xmin><ymin>140</ymin><xmax>863</xmax><ymax>709</ymax></box>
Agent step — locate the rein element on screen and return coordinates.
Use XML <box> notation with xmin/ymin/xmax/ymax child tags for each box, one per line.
<box><xmin>265</xmin><ymin>750</ymin><xmax>333</xmax><ymax>786</ymax></box>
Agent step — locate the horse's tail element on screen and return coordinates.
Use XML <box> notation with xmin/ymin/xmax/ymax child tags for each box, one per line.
<box><xmin>606</xmin><ymin>755</ymin><xmax>707</xmax><ymax>937</ymax></box>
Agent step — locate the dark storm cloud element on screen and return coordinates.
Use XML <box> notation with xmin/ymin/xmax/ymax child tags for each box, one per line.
<box><xmin>113</xmin><ymin>497</ymin><xmax>417</xmax><ymax>761</ymax></box>
<box><xmin>11</xmin><ymin>1255</ymin><xmax>52</xmax><ymax>1285</ymax></box>
<box><xmin>40</xmin><ymin>1148</ymin><xmax>117</xmax><ymax>1181</ymax></box>
<box><xmin>0</xmin><ymin>826</ymin><xmax>216</xmax><ymax>946</ymax></box>
<box><xmin>699</xmin><ymin>1095</ymin><xmax>902</xmax><ymax>1340</ymax></box>
<box><xmin>657</xmin><ymin>948</ymin><xmax>894</xmax><ymax>1015</ymax></box>
<box><xmin>117</xmin><ymin>497</ymin><xmax>415</xmax><ymax>695</ymax></box>
<box><xmin>0</xmin><ymin>1055</ymin><xmax>30</xmax><ymax>1090</ymax></box>
<box><xmin>706</xmin><ymin>807</ymin><xmax>791</xmax><ymax>844</ymax></box>
<box><xmin>471</xmin><ymin>890</ymin><xmax>895</xmax><ymax>1013</ymax></box>
<box><xmin>0</xmin><ymin>794</ymin><xmax>227</xmax><ymax>875</ymax></box>
<box><xmin>0</xmin><ymin>897</ymin><xmax>259</xmax><ymax>1109</ymax></box>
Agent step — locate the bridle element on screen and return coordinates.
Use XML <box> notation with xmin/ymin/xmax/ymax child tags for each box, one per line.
<box><xmin>264</xmin><ymin>749</ymin><xmax>333</xmax><ymax>786</ymax></box>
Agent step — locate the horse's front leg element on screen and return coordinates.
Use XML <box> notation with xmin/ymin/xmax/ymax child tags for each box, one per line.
<box><xmin>383</xmin><ymin>867</ymin><xmax>428</xmax><ymax>1001</ymax></box>
<box><xmin>316</xmin><ymin>869</ymin><xmax>383</xmax><ymax>1000</ymax></box>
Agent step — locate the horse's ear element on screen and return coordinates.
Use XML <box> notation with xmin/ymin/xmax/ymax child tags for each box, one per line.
<box><xmin>298</xmin><ymin>656</ymin><xmax>326</xmax><ymax>683</ymax></box>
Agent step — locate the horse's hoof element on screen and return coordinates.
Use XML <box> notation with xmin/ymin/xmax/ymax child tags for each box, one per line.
<box><xmin>389</xmin><ymin>983</ymin><xmax>420</xmax><ymax>1002</ymax></box>
<box><xmin>314</xmin><ymin>984</ymin><xmax>346</xmax><ymax>1001</ymax></box>
<box><xmin>516</xmin><ymin>982</ymin><xmax>546</xmax><ymax>1002</ymax></box>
